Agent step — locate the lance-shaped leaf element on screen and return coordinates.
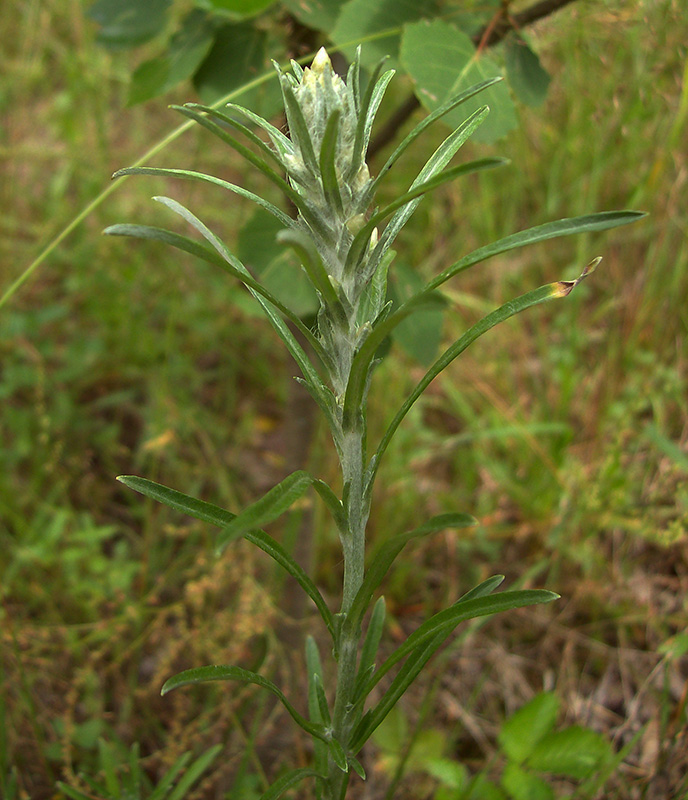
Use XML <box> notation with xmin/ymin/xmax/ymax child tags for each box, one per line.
<box><xmin>258</xmin><ymin>768</ymin><xmax>326</xmax><ymax>800</ymax></box>
<box><xmin>346</xmin><ymin>58</ymin><xmax>392</xmax><ymax>183</ymax></box>
<box><xmin>162</xmin><ymin>745</ymin><xmax>223</xmax><ymax>800</ymax></box>
<box><xmin>306</xmin><ymin>636</ymin><xmax>329</xmax><ymax>775</ymax></box>
<box><xmin>366</xmin><ymin>78</ymin><xmax>503</xmax><ymax>201</ymax></box>
<box><xmin>276</xmin><ymin>228</ymin><xmax>347</xmax><ymax>323</ymax></box>
<box><xmin>345</xmin><ymin>513</ymin><xmax>477</xmax><ymax>634</ymax></box>
<box><xmin>172</xmin><ymin>103</ymin><xmax>331</xmax><ymax>240</ymax></box>
<box><xmin>424</xmin><ymin>211</ymin><xmax>647</xmax><ymax>294</ymax></box>
<box><xmin>116</xmin><ymin>475</ymin><xmax>334</xmax><ymax>636</ymax></box>
<box><xmin>113</xmin><ymin>165</ymin><xmax>295</xmax><ymax>228</ymax></box>
<box><xmin>351</xmin><ymin>588</ymin><xmax>559</xmax><ymax>751</ymax></box>
<box><xmin>104</xmin><ymin>217</ymin><xmax>328</xmax><ymax>373</ymax></box>
<box><xmin>216</xmin><ymin>470</ymin><xmax>315</xmax><ymax>552</ymax></box>
<box><xmin>347</xmin><ymin>157</ymin><xmax>507</xmax><ymax>275</ymax></box>
<box><xmin>358</xmin><ymin>106</ymin><xmax>491</xmax><ymax>280</ymax></box>
<box><xmin>224</xmin><ymin>101</ymin><xmax>294</xmax><ymax>157</ymax></box>
<box><xmin>366</xmin><ymin>261</ymin><xmax>607</xmax><ymax>488</ymax></box>
<box><xmin>161</xmin><ymin>665</ymin><xmax>328</xmax><ymax>740</ymax></box>
<box><xmin>342</xmin><ymin>291</ymin><xmax>446</xmax><ymax>429</ymax></box>
<box><xmin>183</xmin><ymin>103</ymin><xmax>285</xmax><ymax>168</ymax></box>
<box><xmin>319</xmin><ymin>108</ymin><xmax>344</xmax><ymax>215</ymax></box>
<box><xmin>353</xmin><ymin>595</ymin><xmax>386</xmax><ymax>703</ymax></box>
<box><xmin>277</xmin><ymin>69</ymin><xmax>319</xmax><ymax>176</ymax></box>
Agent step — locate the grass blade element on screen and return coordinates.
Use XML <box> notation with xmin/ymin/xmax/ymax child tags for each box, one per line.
<box><xmin>258</xmin><ymin>768</ymin><xmax>326</xmax><ymax>800</ymax></box>
<box><xmin>166</xmin><ymin>745</ymin><xmax>222</xmax><ymax>800</ymax></box>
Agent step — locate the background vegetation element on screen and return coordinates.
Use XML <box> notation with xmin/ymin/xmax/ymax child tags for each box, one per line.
<box><xmin>1</xmin><ymin>0</ymin><xmax>686</xmax><ymax>798</ymax></box>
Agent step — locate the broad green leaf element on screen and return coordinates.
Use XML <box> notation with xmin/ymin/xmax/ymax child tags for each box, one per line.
<box><xmin>196</xmin><ymin>0</ymin><xmax>277</xmax><ymax>19</ymax></box>
<box><xmin>216</xmin><ymin>471</ymin><xmax>314</xmax><ymax>551</ymax></box>
<box><xmin>115</xmin><ymin>475</ymin><xmax>334</xmax><ymax>635</ymax></box>
<box><xmin>161</xmin><ymin>664</ymin><xmax>328</xmax><ymax>739</ymax></box>
<box><xmin>237</xmin><ymin>210</ymin><xmax>319</xmax><ymax>318</ymax></box>
<box><xmin>500</xmin><ymin>762</ymin><xmax>554</xmax><ymax>800</ymax></box>
<box><xmin>401</xmin><ymin>19</ymin><xmax>517</xmax><ymax>143</ymax></box>
<box><xmin>192</xmin><ymin>22</ymin><xmax>269</xmax><ymax>106</ymax></box>
<box><xmin>128</xmin><ymin>57</ymin><xmax>171</xmax><ymax>106</ymax></box>
<box><xmin>526</xmin><ymin>726</ymin><xmax>613</xmax><ymax>779</ymax></box>
<box><xmin>498</xmin><ymin>692</ymin><xmax>560</xmax><ymax>765</ymax></box>
<box><xmin>128</xmin><ymin>10</ymin><xmax>216</xmax><ymax>105</ymax></box>
<box><xmin>331</xmin><ymin>0</ymin><xmax>439</xmax><ymax>65</ymax></box>
<box><xmin>347</xmin><ymin>513</ymin><xmax>476</xmax><ymax>632</ymax></box>
<box><xmin>280</xmin><ymin>0</ymin><xmax>342</xmax><ymax>32</ymax></box>
<box><xmin>257</xmin><ymin>768</ymin><xmax>326</xmax><ymax>800</ymax></box>
<box><xmin>465</xmin><ymin>775</ymin><xmax>508</xmax><ymax>800</ymax></box>
<box><xmin>505</xmin><ymin>34</ymin><xmax>551</xmax><ymax>108</ymax></box>
<box><xmin>88</xmin><ymin>0</ymin><xmax>171</xmax><ymax>48</ymax></box>
<box><xmin>389</xmin><ymin>261</ymin><xmax>444</xmax><ymax>364</ymax></box>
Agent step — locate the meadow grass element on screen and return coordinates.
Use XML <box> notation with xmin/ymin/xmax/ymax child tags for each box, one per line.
<box><xmin>1</xmin><ymin>0</ymin><xmax>686</xmax><ymax>798</ymax></box>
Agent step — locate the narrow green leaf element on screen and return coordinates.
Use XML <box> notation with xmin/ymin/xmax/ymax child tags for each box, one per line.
<box><xmin>459</xmin><ymin>575</ymin><xmax>505</xmax><ymax>602</ymax></box>
<box><xmin>354</xmin><ymin>596</ymin><xmax>386</xmax><ymax>699</ymax></box>
<box><xmin>312</xmin><ymin>673</ymin><xmax>331</xmax><ymax>725</ymax></box>
<box><xmin>361</xmin><ymin>68</ymin><xmax>396</xmax><ymax>162</ymax></box>
<box><xmin>161</xmin><ymin>665</ymin><xmax>328</xmax><ymax>740</ymax></box>
<box><xmin>278</xmin><ymin>73</ymin><xmax>319</xmax><ymax>176</ymax></box>
<box><xmin>319</xmin><ymin>109</ymin><xmax>344</xmax><ymax>214</ymax></box>
<box><xmin>183</xmin><ymin>103</ymin><xmax>286</xmax><ymax>167</ymax></box>
<box><xmin>370</xmin><ymin>78</ymin><xmax>502</xmax><ymax>196</ymax></box>
<box><xmin>55</xmin><ymin>785</ymin><xmax>94</xmax><ymax>800</ymax></box>
<box><xmin>425</xmin><ymin>211</ymin><xmax>647</xmax><ymax>294</ymax></box>
<box><xmin>346</xmin><ymin>513</ymin><xmax>476</xmax><ymax>632</ymax></box>
<box><xmin>258</xmin><ymin>768</ymin><xmax>326</xmax><ymax>800</ymax></box>
<box><xmin>352</xmin><ymin>589</ymin><xmax>558</xmax><ymax>750</ymax></box>
<box><xmin>276</xmin><ymin>229</ymin><xmax>346</xmax><ymax>320</ymax></box>
<box><xmin>216</xmin><ymin>470</ymin><xmax>314</xmax><ymax>551</ymax></box>
<box><xmin>342</xmin><ymin>290</ymin><xmax>446</xmax><ymax>429</ymax></box>
<box><xmin>328</xmin><ymin>738</ymin><xmax>349</xmax><ymax>773</ymax></box>
<box><xmin>350</xmin><ymin>155</ymin><xmax>505</xmax><ymax>273</ymax></box>
<box><xmin>365</xmin><ymin>590</ymin><xmax>558</xmax><ymax>701</ymax></box>
<box><xmin>359</xmin><ymin>106</ymin><xmax>491</xmax><ymax>278</ymax></box>
<box><xmin>112</xmin><ymin>165</ymin><xmax>294</xmax><ymax>228</ymax></box>
<box><xmin>116</xmin><ymin>476</ymin><xmax>334</xmax><ymax>636</ymax></box>
<box><xmin>367</xmin><ymin>278</ymin><xmax>590</xmax><ymax>487</ymax></box>
<box><xmin>224</xmin><ymin>101</ymin><xmax>293</xmax><ymax>156</ymax></box>
<box><xmin>305</xmin><ymin>637</ymin><xmax>329</xmax><ymax>774</ymax></box>
<box><xmin>147</xmin><ymin>753</ymin><xmax>193</xmax><ymax>800</ymax></box>
<box><xmin>311</xmin><ymin>479</ymin><xmax>348</xmax><ymax>534</ymax></box>
<box><xmin>167</xmin><ymin>745</ymin><xmax>223</xmax><ymax>800</ymax></box>
<box><xmin>346</xmin><ymin>57</ymin><xmax>389</xmax><ymax>183</ymax></box>
<box><xmin>98</xmin><ymin>739</ymin><xmax>120</xmax><ymax>797</ymax></box>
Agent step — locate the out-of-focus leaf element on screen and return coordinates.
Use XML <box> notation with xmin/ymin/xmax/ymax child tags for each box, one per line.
<box><xmin>192</xmin><ymin>22</ymin><xmax>269</xmax><ymax>106</ymax></box>
<box><xmin>389</xmin><ymin>261</ymin><xmax>444</xmax><ymax>364</ymax></box>
<box><xmin>281</xmin><ymin>0</ymin><xmax>342</xmax><ymax>32</ymax></box>
<box><xmin>88</xmin><ymin>0</ymin><xmax>171</xmax><ymax>48</ymax></box>
<box><xmin>401</xmin><ymin>19</ymin><xmax>517</xmax><ymax>143</ymax></box>
<box><xmin>498</xmin><ymin>692</ymin><xmax>560</xmax><ymax>765</ymax></box>
<box><xmin>501</xmin><ymin>762</ymin><xmax>554</xmax><ymax>800</ymax></box>
<box><xmin>331</xmin><ymin>0</ymin><xmax>439</xmax><ymax>65</ymax></box>
<box><xmin>127</xmin><ymin>10</ymin><xmax>216</xmax><ymax>105</ymax></box>
<box><xmin>505</xmin><ymin>34</ymin><xmax>551</xmax><ymax>107</ymax></box>
<box><xmin>237</xmin><ymin>209</ymin><xmax>319</xmax><ymax>318</ymax></box>
<box><xmin>526</xmin><ymin>726</ymin><xmax>613</xmax><ymax>779</ymax></box>
<box><xmin>196</xmin><ymin>0</ymin><xmax>278</xmax><ymax>19</ymax></box>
